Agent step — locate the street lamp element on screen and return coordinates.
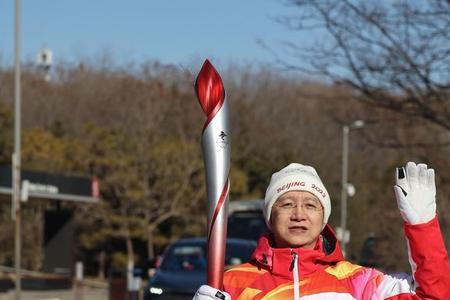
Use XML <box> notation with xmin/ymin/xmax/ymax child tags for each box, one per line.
<box><xmin>340</xmin><ymin>120</ymin><xmax>364</xmax><ymax>257</ymax></box>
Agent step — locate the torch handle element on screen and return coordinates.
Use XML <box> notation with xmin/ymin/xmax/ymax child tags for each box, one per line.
<box><xmin>206</xmin><ymin>181</ymin><xmax>229</xmax><ymax>288</ymax></box>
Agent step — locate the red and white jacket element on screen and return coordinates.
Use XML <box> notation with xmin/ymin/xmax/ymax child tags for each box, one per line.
<box><xmin>223</xmin><ymin>217</ymin><xmax>450</xmax><ymax>299</ymax></box>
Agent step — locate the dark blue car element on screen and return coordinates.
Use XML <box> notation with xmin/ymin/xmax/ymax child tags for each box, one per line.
<box><xmin>143</xmin><ymin>237</ymin><xmax>256</xmax><ymax>300</ymax></box>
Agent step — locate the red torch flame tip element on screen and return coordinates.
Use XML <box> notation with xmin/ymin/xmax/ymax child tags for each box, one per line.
<box><xmin>203</xmin><ymin>58</ymin><xmax>212</xmax><ymax>67</ymax></box>
<box><xmin>195</xmin><ymin>59</ymin><xmax>225</xmax><ymax>118</ymax></box>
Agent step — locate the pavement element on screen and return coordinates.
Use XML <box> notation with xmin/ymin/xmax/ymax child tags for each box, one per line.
<box><xmin>0</xmin><ymin>287</ymin><xmax>108</xmax><ymax>300</ymax></box>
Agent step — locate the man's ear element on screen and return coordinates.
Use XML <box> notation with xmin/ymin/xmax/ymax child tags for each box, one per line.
<box><xmin>269</xmin><ymin>213</ymin><xmax>275</xmax><ymax>228</ymax></box>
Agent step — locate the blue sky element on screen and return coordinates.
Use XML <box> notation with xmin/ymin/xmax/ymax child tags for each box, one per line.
<box><xmin>0</xmin><ymin>0</ymin><xmax>302</xmax><ymax>68</ymax></box>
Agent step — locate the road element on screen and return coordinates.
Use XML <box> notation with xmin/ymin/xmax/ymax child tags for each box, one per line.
<box><xmin>0</xmin><ymin>287</ymin><xmax>108</xmax><ymax>300</ymax></box>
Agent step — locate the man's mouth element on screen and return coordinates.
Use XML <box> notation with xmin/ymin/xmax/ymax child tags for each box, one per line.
<box><xmin>289</xmin><ymin>225</ymin><xmax>308</xmax><ymax>232</ymax></box>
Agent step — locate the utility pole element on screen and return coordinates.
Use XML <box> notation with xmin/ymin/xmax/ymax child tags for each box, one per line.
<box><xmin>13</xmin><ymin>0</ymin><xmax>22</xmax><ymax>299</ymax></box>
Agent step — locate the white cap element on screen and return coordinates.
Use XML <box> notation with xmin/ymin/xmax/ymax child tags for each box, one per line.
<box><xmin>264</xmin><ymin>163</ymin><xmax>331</xmax><ymax>230</ymax></box>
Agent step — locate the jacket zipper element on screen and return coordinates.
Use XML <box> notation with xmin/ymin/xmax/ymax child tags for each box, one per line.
<box><xmin>290</xmin><ymin>250</ymin><xmax>300</xmax><ymax>300</ymax></box>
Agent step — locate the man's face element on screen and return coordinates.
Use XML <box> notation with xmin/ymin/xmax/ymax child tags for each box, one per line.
<box><xmin>270</xmin><ymin>191</ymin><xmax>324</xmax><ymax>249</ymax></box>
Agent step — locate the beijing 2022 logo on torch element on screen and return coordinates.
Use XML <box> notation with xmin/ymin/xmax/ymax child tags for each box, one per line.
<box><xmin>217</xmin><ymin>131</ymin><xmax>229</xmax><ymax>148</ymax></box>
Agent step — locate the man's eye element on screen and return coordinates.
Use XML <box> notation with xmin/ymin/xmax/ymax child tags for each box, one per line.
<box><xmin>305</xmin><ymin>203</ymin><xmax>318</xmax><ymax>209</ymax></box>
<box><xmin>281</xmin><ymin>203</ymin><xmax>295</xmax><ymax>208</ymax></box>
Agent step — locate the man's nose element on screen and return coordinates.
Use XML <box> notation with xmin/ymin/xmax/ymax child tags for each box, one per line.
<box><xmin>290</xmin><ymin>204</ymin><xmax>307</xmax><ymax>219</ymax></box>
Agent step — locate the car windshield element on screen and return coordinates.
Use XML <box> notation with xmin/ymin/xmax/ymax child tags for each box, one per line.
<box><xmin>160</xmin><ymin>241</ymin><xmax>255</xmax><ymax>271</ymax></box>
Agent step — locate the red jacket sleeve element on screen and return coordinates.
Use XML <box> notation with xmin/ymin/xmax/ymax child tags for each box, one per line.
<box><xmin>403</xmin><ymin>216</ymin><xmax>450</xmax><ymax>299</ymax></box>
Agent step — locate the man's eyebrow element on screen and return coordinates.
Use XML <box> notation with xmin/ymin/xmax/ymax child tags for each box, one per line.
<box><xmin>303</xmin><ymin>196</ymin><xmax>320</xmax><ymax>202</ymax></box>
<box><xmin>277</xmin><ymin>195</ymin><xmax>320</xmax><ymax>202</ymax></box>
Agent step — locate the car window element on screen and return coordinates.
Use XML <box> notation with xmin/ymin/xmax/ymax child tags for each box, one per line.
<box><xmin>225</xmin><ymin>242</ymin><xmax>255</xmax><ymax>267</ymax></box>
<box><xmin>160</xmin><ymin>241</ymin><xmax>255</xmax><ymax>271</ymax></box>
<box><xmin>228</xmin><ymin>212</ymin><xmax>267</xmax><ymax>241</ymax></box>
<box><xmin>160</xmin><ymin>245</ymin><xmax>207</xmax><ymax>271</ymax></box>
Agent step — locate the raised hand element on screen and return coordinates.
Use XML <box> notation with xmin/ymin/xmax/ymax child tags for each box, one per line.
<box><xmin>393</xmin><ymin>162</ymin><xmax>437</xmax><ymax>225</ymax></box>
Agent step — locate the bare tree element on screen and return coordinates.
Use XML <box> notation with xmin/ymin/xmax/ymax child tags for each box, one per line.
<box><xmin>277</xmin><ymin>0</ymin><xmax>450</xmax><ymax>130</ymax></box>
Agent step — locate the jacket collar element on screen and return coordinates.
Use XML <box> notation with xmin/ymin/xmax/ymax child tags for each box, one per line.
<box><xmin>251</xmin><ymin>225</ymin><xmax>344</xmax><ymax>278</ymax></box>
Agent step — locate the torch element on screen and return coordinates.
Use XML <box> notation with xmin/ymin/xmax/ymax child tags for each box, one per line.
<box><xmin>194</xmin><ymin>60</ymin><xmax>230</xmax><ymax>289</ymax></box>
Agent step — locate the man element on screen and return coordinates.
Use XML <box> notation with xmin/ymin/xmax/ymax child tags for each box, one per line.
<box><xmin>194</xmin><ymin>162</ymin><xmax>450</xmax><ymax>299</ymax></box>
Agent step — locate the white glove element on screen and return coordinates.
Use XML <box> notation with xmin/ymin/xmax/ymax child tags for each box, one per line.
<box><xmin>192</xmin><ymin>285</ymin><xmax>231</xmax><ymax>300</ymax></box>
<box><xmin>393</xmin><ymin>162</ymin><xmax>437</xmax><ymax>225</ymax></box>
